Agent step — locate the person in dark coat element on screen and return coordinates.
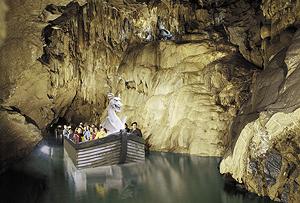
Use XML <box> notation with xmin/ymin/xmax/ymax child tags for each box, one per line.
<box><xmin>124</xmin><ymin>123</ymin><xmax>130</xmax><ymax>133</ymax></box>
<box><xmin>130</xmin><ymin>122</ymin><xmax>142</xmax><ymax>137</ymax></box>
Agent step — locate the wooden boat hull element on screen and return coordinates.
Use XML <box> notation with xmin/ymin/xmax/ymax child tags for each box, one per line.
<box><xmin>64</xmin><ymin>131</ymin><xmax>145</xmax><ymax>169</ymax></box>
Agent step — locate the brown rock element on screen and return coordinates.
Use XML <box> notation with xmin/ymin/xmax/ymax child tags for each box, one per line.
<box><xmin>0</xmin><ymin>0</ymin><xmax>7</xmax><ymax>46</ymax></box>
<box><xmin>0</xmin><ymin>109</ymin><xmax>41</xmax><ymax>173</ymax></box>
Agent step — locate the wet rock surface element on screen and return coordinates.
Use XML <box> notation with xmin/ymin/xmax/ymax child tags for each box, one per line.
<box><xmin>0</xmin><ymin>109</ymin><xmax>41</xmax><ymax>173</ymax></box>
<box><xmin>264</xmin><ymin>151</ymin><xmax>282</xmax><ymax>183</ymax></box>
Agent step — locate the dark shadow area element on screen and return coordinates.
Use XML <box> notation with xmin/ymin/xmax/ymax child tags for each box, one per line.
<box><xmin>226</xmin><ymin>47</ymin><xmax>289</xmax><ymax>155</ymax></box>
<box><xmin>223</xmin><ymin>175</ymin><xmax>274</xmax><ymax>203</ymax></box>
<box><xmin>0</xmin><ymin>169</ymin><xmax>48</xmax><ymax>203</ymax></box>
<box><xmin>47</xmin><ymin>116</ymin><xmax>68</xmax><ymax>134</ymax></box>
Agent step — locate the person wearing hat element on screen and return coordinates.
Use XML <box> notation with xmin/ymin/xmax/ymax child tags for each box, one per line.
<box><xmin>130</xmin><ymin>122</ymin><xmax>142</xmax><ymax>137</ymax></box>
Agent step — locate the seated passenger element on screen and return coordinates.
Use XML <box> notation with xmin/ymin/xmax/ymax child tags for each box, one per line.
<box><xmin>76</xmin><ymin>127</ymin><xmax>83</xmax><ymax>143</ymax></box>
<box><xmin>83</xmin><ymin>126</ymin><xmax>91</xmax><ymax>141</ymax></box>
<box><xmin>68</xmin><ymin>128</ymin><xmax>74</xmax><ymax>140</ymax></box>
<box><xmin>130</xmin><ymin>122</ymin><xmax>142</xmax><ymax>137</ymax></box>
<box><xmin>95</xmin><ymin>127</ymin><xmax>107</xmax><ymax>139</ymax></box>
<box><xmin>89</xmin><ymin>127</ymin><xmax>94</xmax><ymax>141</ymax></box>
<box><xmin>73</xmin><ymin>128</ymin><xmax>80</xmax><ymax>144</ymax></box>
<box><xmin>124</xmin><ymin>123</ymin><xmax>130</xmax><ymax>133</ymax></box>
<box><xmin>92</xmin><ymin>127</ymin><xmax>98</xmax><ymax>140</ymax></box>
<box><xmin>63</xmin><ymin>125</ymin><xmax>69</xmax><ymax>137</ymax></box>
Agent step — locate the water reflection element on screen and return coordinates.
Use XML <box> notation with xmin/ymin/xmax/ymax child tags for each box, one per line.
<box><xmin>0</xmin><ymin>136</ymin><xmax>274</xmax><ymax>203</ymax></box>
<box><xmin>64</xmin><ymin>151</ymin><xmax>143</xmax><ymax>201</ymax></box>
<box><xmin>64</xmin><ymin>151</ymin><xmax>272</xmax><ymax>203</ymax></box>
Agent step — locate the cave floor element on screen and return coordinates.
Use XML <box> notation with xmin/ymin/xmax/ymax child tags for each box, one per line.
<box><xmin>0</xmin><ymin>135</ymin><xmax>276</xmax><ymax>203</ymax></box>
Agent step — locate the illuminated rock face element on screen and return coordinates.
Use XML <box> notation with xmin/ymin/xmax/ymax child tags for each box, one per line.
<box><xmin>0</xmin><ymin>0</ymin><xmax>299</xmax><ymax>201</ymax></box>
<box><xmin>33</xmin><ymin>0</ymin><xmax>256</xmax><ymax>156</ymax></box>
<box><xmin>220</xmin><ymin>110</ymin><xmax>300</xmax><ymax>203</ymax></box>
<box><xmin>117</xmin><ymin>40</ymin><xmax>255</xmax><ymax>156</ymax></box>
<box><xmin>0</xmin><ymin>0</ymin><xmax>260</xmax><ymax>166</ymax></box>
<box><xmin>220</xmin><ymin>17</ymin><xmax>300</xmax><ymax>203</ymax></box>
<box><xmin>0</xmin><ymin>0</ymin><xmax>76</xmax><ymax>171</ymax></box>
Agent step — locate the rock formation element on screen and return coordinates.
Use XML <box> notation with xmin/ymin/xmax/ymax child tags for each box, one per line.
<box><xmin>40</xmin><ymin>0</ymin><xmax>259</xmax><ymax>156</ymax></box>
<box><xmin>0</xmin><ymin>0</ymin><xmax>299</xmax><ymax>201</ymax></box>
<box><xmin>220</xmin><ymin>29</ymin><xmax>300</xmax><ymax>202</ymax></box>
<box><xmin>0</xmin><ymin>0</ymin><xmax>7</xmax><ymax>46</ymax></box>
<box><xmin>117</xmin><ymin>39</ymin><xmax>256</xmax><ymax>155</ymax></box>
<box><xmin>0</xmin><ymin>0</ymin><xmax>80</xmax><ymax>171</ymax></box>
<box><xmin>220</xmin><ymin>1</ymin><xmax>300</xmax><ymax>202</ymax></box>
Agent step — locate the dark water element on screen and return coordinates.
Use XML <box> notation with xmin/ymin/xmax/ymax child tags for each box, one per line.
<box><xmin>0</xmin><ymin>136</ymin><xmax>275</xmax><ymax>203</ymax></box>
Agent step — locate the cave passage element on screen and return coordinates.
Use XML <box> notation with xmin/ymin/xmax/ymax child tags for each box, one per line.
<box><xmin>1</xmin><ymin>0</ymin><xmax>300</xmax><ymax>202</ymax></box>
<box><xmin>0</xmin><ymin>135</ymin><xmax>275</xmax><ymax>203</ymax></box>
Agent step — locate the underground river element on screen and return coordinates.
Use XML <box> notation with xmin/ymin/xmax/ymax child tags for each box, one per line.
<box><xmin>0</xmin><ymin>135</ymin><xmax>275</xmax><ymax>203</ymax></box>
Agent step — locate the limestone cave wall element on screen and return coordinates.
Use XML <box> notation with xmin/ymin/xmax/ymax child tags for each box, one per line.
<box><xmin>41</xmin><ymin>0</ymin><xmax>262</xmax><ymax>156</ymax></box>
<box><xmin>117</xmin><ymin>40</ymin><xmax>256</xmax><ymax>155</ymax></box>
<box><xmin>220</xmin><ymin>1</ymin><xmax>300</xmax><ymax>202</ymax></box>
<box><xmin>0</xmin><ymin>0</ymin><xmax>261</xmax><ymax>163</ymax></box>
<box><xmin>0</xmin><ymin>0</ymin><xmax>82</xmax><ymax>172</ymax></box>
<box><xmin>0</xmin><ymin>0</ymin><xmax>299</xmax><ymax>202</ymax></box>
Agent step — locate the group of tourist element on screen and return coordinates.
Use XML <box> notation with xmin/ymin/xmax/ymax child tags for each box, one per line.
<box><xmin>63</xmin><ymin>123</ymin><xmax>107</xmax><ymax>144</ymax></box>
<box><xmin>62</xmin><ymin>122</ymin><xmax>142</xmax><ymax>144</ymax></box>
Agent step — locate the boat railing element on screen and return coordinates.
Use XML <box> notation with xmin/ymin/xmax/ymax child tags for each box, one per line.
<box><xmin>64</xmin><ymin>131</ymin><xmax>145</xmax><ymax>150</ymax></box>
<box><xmin>64</xmin><ymin>131</ymin><xmax>146</xmax><ymax>168</ymax></box>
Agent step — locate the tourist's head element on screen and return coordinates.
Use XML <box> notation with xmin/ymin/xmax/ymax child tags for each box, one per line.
<box><xmin>77</xmin><ymin>128</ymin><xmax>83</xmax><ymax>134</ymax></box>
<box><xmin>131</xmin><ymin>122</ymin><xmax>137</xmax><ymax>130</ymax></box>
<box><xmin>94</xmin><ymin>127</ymin><xmax>98</xmax><ymax>133</ymax></box>
<box><xmin>64</xmin><ymin>125</ymin><xmax>67</xmax><ymax>129</ymax></box>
